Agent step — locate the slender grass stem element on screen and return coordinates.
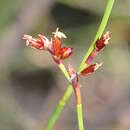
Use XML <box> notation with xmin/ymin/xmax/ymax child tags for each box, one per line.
<box><xmin>44</xmin><ymin>84</ymin><xmax>73</xmax><ymax>130</ymax></box>
<box><xmin>44</xmin><ymin>62</ymin><xmax>72</xmax><ymax>130</ymax></box>
<box><xmin>75</xmin><ymin>87</ymin><xmax>84</xmax><ymax>130</ymax></box>
<box><xmin>77</xmin><ymin>104</ymin><xmax>84</xmax><ymax>130</ymax></box>
<box><xmin>58</xmin><ymin>63</ymin><xmax>70</xmax><ymax>81</ymax></box>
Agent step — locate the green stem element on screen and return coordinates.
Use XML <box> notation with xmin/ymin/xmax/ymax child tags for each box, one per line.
<box><xmin>44</xmin><ymin>62</ymin><xmax>72</xmax><ymax>130</ymax></box>
<box><xmin>58</xmin><ymin>63</ymin><xmax>70</xmax><ymax>81</ymax></box>
<box><xmin>75</xmin><ymin>86</ymin><xmax>84</xmax><ymax>130</ymax></box>
<box><xmin>77</xmin><ymin>104</ymin><xmax>84</xmax><ymax>130</ymax></box>
<box><xmin>44</xmin><ymin>84</ymin><xmax>73</xmax><ymax>130</ymax></box>
<box><xmin>79</xmin><ymin>0</ymin><xmax>115</xmax><ymax>72</ymax></box>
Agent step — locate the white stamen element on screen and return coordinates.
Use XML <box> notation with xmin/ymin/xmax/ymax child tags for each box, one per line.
<box><xmin>52</xmin><ymin>28</ymin><xmax>67</xmax><ymax>39</ymax></box>
<box><xmin>26</xmin><ymin>40</ymin><xmax>30</xmax><ymax>46</ymax></box>
<box><xmin>44</xmin><ymin>38</ymin><xmax>51</xmax><ymax>49</ymax></box>
<box><xmin>23</xmin><ymin>35</ymin><xmax>32</xmax><ymax>40</ymax></box>
<box><xmin>94</xmin><ymin>62</ymin><xmax>103</xmax><ymax>71</ymax></box>
<box><xmin>104</xmin><ymin>31</ymin><xmax>111</xmax><ymax>45</ymax></box>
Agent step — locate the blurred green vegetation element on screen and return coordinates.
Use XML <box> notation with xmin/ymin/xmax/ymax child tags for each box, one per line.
<box><xmin>0</xmin><ymin>0</ymin><xmax>23</xmax><ymax>33</ymax></box>
<box><xmin>0</xmin><ymin>0</ymin><xmax>130</xmax><ymax>130</ymax></box>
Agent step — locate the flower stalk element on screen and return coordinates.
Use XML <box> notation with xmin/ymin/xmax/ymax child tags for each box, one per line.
<box><xmin>75</xmin><ymin>87</ymin><xmax>84</xmax><ymax>130</ymax></box>
<box><xmin>58</xmin><ymin>63</ymin><xmax>70</xmax><ymax>81</ymax></box>
<box><xmin>77</xmin><ymin>104</ymin><xmax>84</xmax><ymax>130</ymax></box>
<box><xmin>67</xmin><ymin>64</ymin><xmax>84</xmax><ymax>130</ymax></box>
<box><xmin>44</xmin><ymin>84</ymin><xmax>73</xmax><ymax>130</ymax></box>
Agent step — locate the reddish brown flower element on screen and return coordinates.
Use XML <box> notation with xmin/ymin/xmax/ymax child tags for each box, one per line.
<box><xmin>52</xmin><ymin>36</ymin><xmax>62</xmax><ymax>58</ymax></box>
<box><xmin>80</xmin><ymin>63</ymin><xmax>103</xmax><ymax>76</ymax></box>
<box><xmin>23</xmin><ymin>28</ymin><xmax>72</xmax><ymax>64</ymax></box>
<box><xmin>95</xmin><ymin>31</ymin><xmax>110</xmax><ymax>51</ymax></box>
<box><xmin>51</xmin><ymin>28</ymin><xmax>72</xmax><ymax>63</ymax></box>
<box><xmin>23</xmin><ymin>34</ymin><xmax>50</xmax><ymax>50</ymax></box>
<box><xmin>61</xmin><ymin>47</ymin><xmax>72</xmax><ymax>59</ymax></box>
<box><xmin>67</xmin><ymin>62</ymin><xmax>102</xmax><ymax>88</ymax></box>
<box><xmin>85</xmin><ymin>31</ymin><xmax>110</xmax><ymax>65</ymax></box>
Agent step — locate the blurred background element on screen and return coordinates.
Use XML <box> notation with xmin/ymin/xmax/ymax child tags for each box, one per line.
<box><xmin>0</xmin><ymin>0</ymin><xmax>130</xmax><ymax>130</ymax></box>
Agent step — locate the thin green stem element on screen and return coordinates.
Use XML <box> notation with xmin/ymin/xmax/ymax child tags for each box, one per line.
<box><xmin>77</xmin><ymin>104</ymin><xmax>84</xmax><ymax>130</ymax></box>
<box><xmin>79</xmin><ymin>0</ymin><xmax>115</xmax><ymax>72</ymax></box>
<box><xmin>75</xmin><ymin>86</ymin><xmax>84</xmax><ymax>130</ymax></box>
<box><xmin>58</xmin><ymin>63</ymin><xmax>70</xmax><ymax>81</ymax></box>
<box><xmin>44</xmin><ymin>62</ymin><xmax>72</xmax><ymax>130</ymax></box>
<box><xmin>44</xmin><ymin>84</ymin><xmax>73</xmax><ymax>130</ymax></box>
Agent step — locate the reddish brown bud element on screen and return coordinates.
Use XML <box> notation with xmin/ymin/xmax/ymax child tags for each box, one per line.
<box><xmin>61</xmin><ymin>47</ymin><xmax>72</xmax><ymax>59</ymax></box>
<box><xmin>23</xmin><ymin>34</ymin><xmax>50</xmax><ymax>50</ymax></box>
<box><xmin>95</xmin><ymin>31</ymin><xmax>110</xmax><ymax>51</ymax></box>
<box><xmin>52</xmin><ymin>29</ymin><xmax>72</xmax><ymax>62</ymax></box>
<box><xmin>23</xmin><ymin>35</ymin><xmax>44</xmax><ymax>50</ymax></box>
<box><xmin>80</xmin><ymin>63</ymin><xmax>103</xmax><ymax>76</ymax></box>
<box><xmin>23</xmin><ymin>28</ymin><xmax>72</xmax><ymax>64</ymax></box>
<box><xmin>85</xmin><ymin>31</ymin><xmax>110</xmax><ymax>65</ymax></box>
<box><xmin>38</xmin><ymin>34</ymin><xmax>51</xmax><ymax>50</ymax></box>
<box><xmin>52</xmin><ymin>37</ymin><xmax>62</xmax><ymax>57</ymax></box>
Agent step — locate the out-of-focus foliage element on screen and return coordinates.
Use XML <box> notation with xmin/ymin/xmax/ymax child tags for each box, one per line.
<box><xmin>57</xmin><ymin>0</ymin><xmax>130</xmax><ymax>18</ymax></box>
<box><xmin>0</xmin><ymin>0</ymin><xmax>23</xmax><ymax>33</ymax></box>
<box><xmin>0</xmin><ymin>0</ymin><xmax>130</xmax><ymax>130</ymax></box>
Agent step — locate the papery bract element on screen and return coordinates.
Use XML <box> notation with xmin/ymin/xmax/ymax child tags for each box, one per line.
<box><xmin>61</xmin><ymin>47</ymin><xmax>73</xmax><ymax>59</ymax></box>
<box><xmin>67</xmin><ymin>64</ymin><xmax>78</xmax><ymax>88</ymax></box>
<box><xmin>23</xmin><ymin>34</ymin><xmax>50</xmax><ymax>50</ymax></box>
<box><xmin>85</xmin><ymin>31</ymin><xmax>110</xmax><ymax>65</ymax></box>
<box><xmin>95</xmin><ymin>31</ymin><xmax>110</xmax><ymax>51</ymax></box>
<box><xmin>80</xmin><ymin>63</ymin><xmax>103</xmax><ymax>76</ymax></box>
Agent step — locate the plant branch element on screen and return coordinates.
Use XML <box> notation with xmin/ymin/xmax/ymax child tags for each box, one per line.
<box><xmin>44</xmin><ymin>84</ymin><xmax>73</xmax><ymax>130</ymax></box>
<box><xmin>58</xmin><ymin>63</ymin><xmax>70</xmax><ymax>81</ymax></box>
<box><xmin>75</xmin><ymin>87</ymin><xmax>84</xmax><ymax>130</ymax></box>
<box><xmin>77</xmin><ymin>104</ymin><xmax>84</xmax><ymax>130</ymax></box>
<box><xmin>44</xmin><ymin>0</ymin><xmax>115</xmax><ymax>129</ymax></box>
<box><xmin>79</xmin><ymin>0</ymin><xmax>115</xmax><ymax>72</ymax></box>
